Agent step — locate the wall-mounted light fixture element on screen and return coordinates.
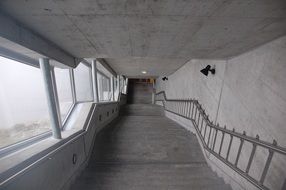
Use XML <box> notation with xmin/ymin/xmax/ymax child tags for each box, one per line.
<box><xmin>162</xmin><ymin>77</ymin><xmax>168</xmax><ymax>81</ymax></box>
<box><xmin>200</xmin><ymin>65</ymin><xmax>215</xmax><ymax>76</ymax></box>
<box><xmin>141</xmin><ymin>71</ymin><xmax>147</xmax><ymax>74</ymax></box>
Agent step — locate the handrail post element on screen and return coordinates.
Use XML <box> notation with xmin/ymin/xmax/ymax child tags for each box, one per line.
<box><xmin>207</xmin><ymin>127</ymin><xmax>212</xmax><ymax>147</ymax></box>
<box><xmin>260</xmin><ymin>140</ymin><xmax>276</xmax><ymax>184</ymax></box>
<box><xmin>235</xmin><ymin>132</ymin><xmax>245</xmax><ymax>166</ymax></box>
<box><xmin>226</xmin><ymin>132</ymin><xmax>234</xmax><ymax>161</ymax></box>
<box><xmin>246</xmin><ymin>142</ymin><xmax>257</xmax><ymax>174</ymax></box>
<box><xmin>212</xmin><ymin>129</ymin><xmax>218</xmax><ymax>151</ymax></box>
<box><xmin>219</xmin><ymin>129</ymin><xmax>225</xmax><ymax>155</ymax></box>
<box><xmin>191</xmin><ymin>101</ymin><xmax>195</xmax><ymax>119</ymax></box>
<box><xmin>184</xmin><ymin>101</ymin><xmax>187</xmax><ymax>116</ymax></box>
<box><xmin>194</xmin><ymin>103</ymin><xmax>198</xmax><ymax>121</ymax></box>
<box><xmin>39</xmin><ymin>58</ymin><xmax>62</xmax><ymax>139</ymax></box>
<box><xmin>197</xmin><ymin>112</ymin><xmax>201</xmax><ymax>128</ymax></box>
<box><xmin>203</xmin><ymin>122</ymin><xmax>208</xmax><ymax>140</ymax></box>
<box><xmin>260</xmin><ymin>150</ymin><xmax>274</xmax><ymax>185</ymax></box>
<box><xmin>200</xmin><ymin>117</ymin><xmax>204</xmax><ymax>132</ymax></box>
<box><xmin>152</xmin><ymin>80</ymin><xmax>155</xmax><ymax>104</ymax></box>
<box><xmin>187</xmin><ymin>101</ymin><xmax>191</xmax><ymax>118</ymax></box>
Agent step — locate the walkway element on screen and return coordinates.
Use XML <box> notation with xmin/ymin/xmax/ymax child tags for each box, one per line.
<box><xmin>71</xmin><ymin>104</ymin><xmax>231</xmax><ymax>190</ymax></box>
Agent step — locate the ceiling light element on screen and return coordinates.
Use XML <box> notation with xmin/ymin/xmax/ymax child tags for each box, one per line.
<box><xmin>141</xmin><ymin>71</ymin><xmax>147</xmax><ymax>74</ymax></box>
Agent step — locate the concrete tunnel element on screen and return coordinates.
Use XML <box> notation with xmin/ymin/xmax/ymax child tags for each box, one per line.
<box><xmin>0</xmin><ymin>1</ymin><xmax>286</xmax><ymax>190</ymax></box>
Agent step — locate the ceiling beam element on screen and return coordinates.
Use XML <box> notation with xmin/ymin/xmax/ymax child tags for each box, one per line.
<box><xmin>0</xmin><ymin>46</ymin><xmax>39</xmax><ymax>68</ymax></box>
<box><xmin>0</xmin><ymin>11</ymin><xmax>78</xmax><ymax>68</ymax></box>
<box><xmin>97</xmin><ymin>58</ymin><xmax>117</xmax><ymax>77</ymax></box>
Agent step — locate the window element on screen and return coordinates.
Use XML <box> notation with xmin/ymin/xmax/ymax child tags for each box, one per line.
<box><xmin>114</xmin><ymin>77</ymin><xmax>119</xmax><ymax>101</ymax></box>
<box><xmin>54</xmin><ymin>68</ymin><xmax>73</xmax><ymax>122</ymax></box>
<box><xmin>74</xmin><ymin>63</ymin><xmax>93</xmax><ymax>102</ymax></box>
<box><xmin>120</xmin><ymin>76</ymin><xmax>128</xmax><ymax>94</ymax></box>
<box><xmin>97</xmin><ymin>72</ymin><xmax>111</xmax><ymax>101</ymax></box>
<box><xmin>0</xmin><ymin>56</ymin><xmax>51</xmax><ymax>149</ymax></box>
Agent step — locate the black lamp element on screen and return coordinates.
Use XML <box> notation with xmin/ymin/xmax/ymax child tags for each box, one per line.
<box><xmin>162</xmin><ymin>77</ymin><xmax>168</xmax><ymax>81</ymax></box>
<box><xmin>200</xmin><ymin>65</ymin><xmax>215</xmax><ymax>76</ymax></box>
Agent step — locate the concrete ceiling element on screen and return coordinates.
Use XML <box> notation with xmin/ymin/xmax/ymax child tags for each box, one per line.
<box><xmin>0</xmin><ymin>0</ymin><xmax>286</xmax><ymax>77</ymax></box>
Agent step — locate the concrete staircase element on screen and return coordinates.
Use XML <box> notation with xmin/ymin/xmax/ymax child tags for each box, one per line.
<box><xmin>70</xmin><ymin>104</ymin><xmax>231</xmax><ymax>190</ymax></box>
<box><xmin>120</xmin><ymin>104</ymin><xmax>164</xmax><ymax>116</ymax></box>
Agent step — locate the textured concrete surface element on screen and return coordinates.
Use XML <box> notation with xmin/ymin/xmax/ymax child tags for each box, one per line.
<box><xmin>70</xmin><ymin>104</ymin><xmax>231</xmax><ymax>190</ymax></box>
<box><xmin>216</xmin><ymin>36</ymin><xmax>286</xmax><ymax>190</ymax></box>
<box><xmin>0</xmin><ymin>12</ymin><xmax>77</xmax><ymax>68</ymax></box>
<box><xmin>121</xmin><ymin>104</ymin><xmax>164</xmax><ymax>116</ymax></box>
<box><xmin>1</xmin><ymin>0</ymin><xmax>286</xmax><ymax>76</ymax></box>
<box><xmin>156</xmin><ymin>36</ymin><xmax>286</xmax><ymax>190</ymax></box>
<box><xmin>156</xmin><ymin>58</ymin><xmax>226</xmax><ymax>122</ymax></box>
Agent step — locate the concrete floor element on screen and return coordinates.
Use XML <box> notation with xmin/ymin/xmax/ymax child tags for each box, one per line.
<box><xmin>70</xmin><ymin>104</ymin><xmax>231</xmax><ymax>190</ymax></box>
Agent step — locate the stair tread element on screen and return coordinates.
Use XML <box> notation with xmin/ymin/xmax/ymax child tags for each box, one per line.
<box><xmin>70</xmin><ymin>103</ymin><xmax>231</xmax><ymax>190</ymax></box>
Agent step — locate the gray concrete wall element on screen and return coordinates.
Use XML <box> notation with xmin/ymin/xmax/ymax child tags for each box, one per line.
<box><xmin>156</xmin><ymin>36</ymin><xmax>286</xmax><ymax>190</ymax></box>
<box><xmin>156</xmin><ymin>59</ymin><xmax>226</xmax><ymax>122</ymax></box>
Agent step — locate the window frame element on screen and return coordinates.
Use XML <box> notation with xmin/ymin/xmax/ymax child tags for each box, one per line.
<box><xmin>0</xmin><ymin>57</ymin><xmax>119</xmax><ymax>157</ymax></box>
<box><xmin>0</xmin><ymin>57</ymin><xmax>53</xmax><ymax>156</ymax></box>
<box><xmin>97</xmin><ymin>70</ymin><xmax>112</xmax><ymax>102</ymax></box>
<box><xmin>73</xmin><ymin>62</ymin><xmax>94</xmax><ymax>104</ymax></box>
<box><xmin>119</xmin><ymin>76</ymin><xmax>128</xmax><ymax>94</ymax></box>
<box><xmin>52</xmin><ymin>67</ymin><xmax>75</xmax><ymax>127</ymax></box>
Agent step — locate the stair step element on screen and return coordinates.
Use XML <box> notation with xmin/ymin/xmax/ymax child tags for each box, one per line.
<box><xmin>70</xmin><ymin>103</ymin><xmax>231</xmax><ymax>190</ymax></box>
<box><xmin>121</xmin><ymin>104</ymin><xmax>164</xmax><ymax>116</ymax></box>
<box><xmin>72</xmin><ymin>164</ymin><xmax>230</xmax><ymax>190</ymax></box>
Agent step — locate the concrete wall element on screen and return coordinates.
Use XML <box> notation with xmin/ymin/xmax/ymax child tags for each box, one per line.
<box><xmin>156</xmin><ymin>36</ymin><xmax>286</xmax><ymax>190</ymax></box>
<box><xmin>156</xmin><ymin>59</ymin><xmax>226</xmax><ymax>122</ymax></box>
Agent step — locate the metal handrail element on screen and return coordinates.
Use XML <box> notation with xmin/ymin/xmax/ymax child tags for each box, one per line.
<box><xmin>155</xmin><ymin>91</ymin><xmax>286</xmax><ymax>190</ymax></box>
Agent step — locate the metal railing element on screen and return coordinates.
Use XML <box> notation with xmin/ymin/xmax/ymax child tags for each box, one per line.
<box><xmin>155</xmin><ymin>91</ymin><xmax>286</xmax><ymax>190</ymax></box>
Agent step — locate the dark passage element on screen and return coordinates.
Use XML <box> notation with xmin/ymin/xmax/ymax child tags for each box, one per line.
<box><xmin>127</xmin><ymin>79</ymin><xmax>153</xmax><ymax>104</ymax></box>
<box><xmin>71</xmin><ymin>79</ymin><xmax>231</xmax><ymax>190</ymax></box>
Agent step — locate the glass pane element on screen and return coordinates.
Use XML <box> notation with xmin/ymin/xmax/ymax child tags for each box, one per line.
<box><xmin>54</xmin><ymin>68</ymin><xmax>73</xmax><ymax>122</ymax></box>
<box><xmin>97</xmin><ymin>73</ymin><xmax>111</xmax><ymax>101</ymax></box>
<box><xmin>0</xmin><ymin>56</ymin><xmax>51</xmax><ymax>149</ymax></box>
<box><xmin>74</xmin><ymin>63</ymin><xmax>93</xmax><ymax>102</ymax></box>
<box><xmin>120</xmin><ymin>76</ymin><xmax>125</xmax><ymax>93</ymax></box>
<box><xmin>119</xmin><ymin>76</ymin><xmax>128</xmax><ymax>94</ymax></box>
<box><xmin>114</xmin><ymin>77</ymin><xmax>119</xmax><ymax>101</ymax></box>
<box><xmin>123</xmin><ymin>78</ymin><xmax>128</xmax><ymax>94</ymax></box>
